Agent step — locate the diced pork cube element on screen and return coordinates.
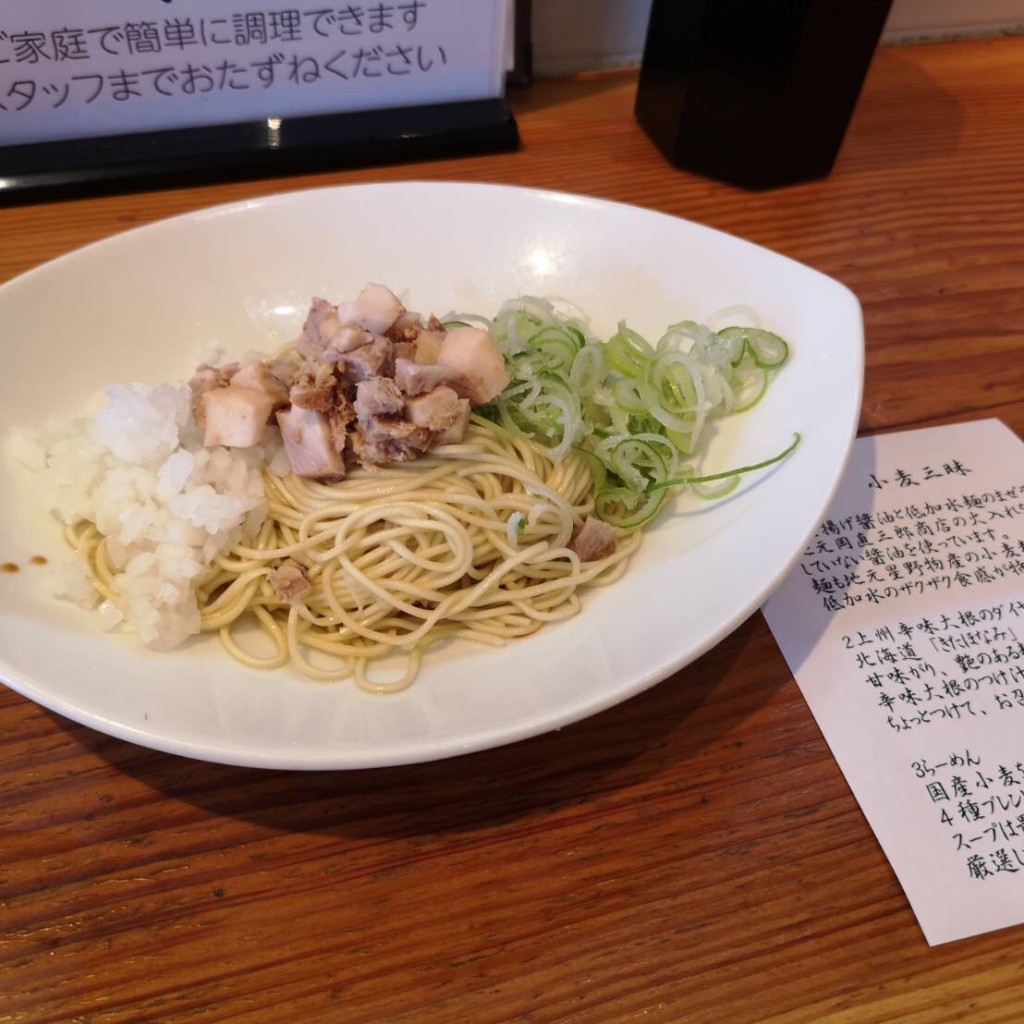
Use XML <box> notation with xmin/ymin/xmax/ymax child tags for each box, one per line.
<box><xmin>289</xmin><ymin>361</ymin><xmax>339</xmax><ymax>413</ymax></box>
<box><xmin>327</xmin><ymin>399</ymin><xmax>355</xmax><ymax>454</ymax></box>
<box><xmin>266</xmin><ymin>357</ymin><xmax>301</xmax><ymax>390</ymax></box>
<box><xmin>264</xmin><ymin>356</ymin><xmax>299</xmax><ymax>387</ymax></box>
<box><xmin>413</xmin><ymin>330</ymin><xmax>445</xmax><ymax>364</ymax></box>
<box><xmin>351</xmin><ymin>417</ymin><xmax>433</xmax><ymax>467</ymax></box>
<box><xmin>338</xmin><ymin>283</ymin><xmax>405</xmax><ymax>335</ymax></box>
<box><xmin>326</xmin><ymin>325</ymin><xmax>372</xmax><ymax>358</ymax></box>
<box><xmin>436</xmin><ymin>326</ymin><xmax>510</xmax><ymax>405</ymax></box>
<box><xmin>434</xmin><ymin>400</ymin><xmax>472</xmax><ymax>445</ymax></box>
<box><xmin>230</xmin><ymin>361</ymin><xmax>290</xmax><ymax>406</ymax></box>
<box><xmin>569</xmin><ymin>517</ymin><xmax>618</xmax><ymax>562</ymax></box>
<box><xmin>289</xmin><ymin>383</ymin><xmax>333</xmax><ymax>413</ymax></box>
<box><xmin>385</xmin><ymin>310</ymin><xmax>424</xmax><ymax>343</ymax></box>
<box><xmin>394</xmin><ymin>357</ymin><xmax>457</xmax><ymax>397</ymax></box>
<box><xmin>188</xmin><ymin>362</ymin><xmax>239</xmax><ymax>427</ymax></box>
<box><xmin>267</xmin><ymin>560</ymin><xmax>312</xmax><ymax>601</ymax></box>
<box><xmin>203</xmin><ymin>386</ymin><xmax>275</xmax><ymax>448</ymax></box>
<box><xmin>339</xmin><ymin>334</ymin><xmax>394</xmax><ymax>384</ymax></box>
<box><xmin>404</xmin><ymin>385</ymin><xmax>466</xmax><ymax>432</ymax></box>
<box><xmin>354</xmin><ymin>376</ymin><xmax>405</xmax><ymax>421</ymax></box>
<box><xmin>296</xmin><ymin>297</ymin><xmax>343</xmax><ymax>360</ymax></box>
<box><xmin>276</xmin><ymin>405</ymin><xmax>346</xmax><ymax>479</ymax></box>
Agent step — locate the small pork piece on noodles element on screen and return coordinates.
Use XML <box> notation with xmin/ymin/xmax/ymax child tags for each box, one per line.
<box><xmin>570</xmin><ymin>517</ymin><xmax>618</xmax><ymax>562</ymax></box>
<box><xmin>267</xmin><ymin>560</ymin><xmax>312</xmax><ymax>602</ymax></box>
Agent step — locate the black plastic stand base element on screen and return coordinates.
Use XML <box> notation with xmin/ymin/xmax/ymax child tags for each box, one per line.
<box><xmin>634</xmin><ymin>0</ymin><xmax>893</xmax><ymax>190</ymax></box>
<box><xmin>0</xmin><ymin>97</ymin><xmax>519</xmax><ymax>207</ymax></box>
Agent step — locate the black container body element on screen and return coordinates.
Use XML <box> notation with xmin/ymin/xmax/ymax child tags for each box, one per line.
<box><xmin>634</xmin><ymin>0</ymin><xmax>894</xmax><ymax>189</ymax></box>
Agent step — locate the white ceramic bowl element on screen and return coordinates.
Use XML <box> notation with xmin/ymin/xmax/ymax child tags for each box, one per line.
<box><xmin>0</xmin><ymin>182</ymin><xmax>862</xmax><ymax>768</ymax></box>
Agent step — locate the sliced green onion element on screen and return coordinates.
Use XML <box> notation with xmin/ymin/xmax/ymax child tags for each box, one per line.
<box><xmin>485</xmin><ymin>298</ymin><xmax>795</xmax><ymax>529</ymax></box>
<box><xmin>570</xmin><ymin>344</ymin><xmax>607</xmax><ymax>396</ymax></box>
<box><xmin>608</xmin><ymin>437</ymin><xmax>670</xmax><ymax>492</ymax></box>
<box><xmin>595</xmin><ymin>487</ymin><xmax>667</xmax><ymax>529</ymax></box>
<box><xmin>531</xmin><ymin>325</ymin><xmax>583</xmax><ymax>372</ymax></box>
<box><xmin>653</xmin><ymin>433</ymin><xmax>802</xmax><ymax>495</ymax></box>
<box><xmin>605</xmin><ymin>323</ymin><xmax>654</xmax><ymax>378</ymax></box>
<box><xmin>718</xmin><ymin>326</ymin><xmax>790</xmax><ymax>368</ymax></box>
<box><xmin>730</xmin><ymin>365</ymin><xmax>769</xmax><ymax>412</ymax></box>
<box><xmin>692</xmin><ymin>476</ymin><xmax>742</xmax><ymax>500</ymax></box>
<box><xmin>612</xmin><ymin>377</ymin><xmax>647</xmax><ymax>414</ymax></box>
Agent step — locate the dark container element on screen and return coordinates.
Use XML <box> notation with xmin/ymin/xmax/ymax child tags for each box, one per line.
<box><xmin>634</xmin><ymin>0</ymin><xmax>894</xmax><ymax>190</ymax></box>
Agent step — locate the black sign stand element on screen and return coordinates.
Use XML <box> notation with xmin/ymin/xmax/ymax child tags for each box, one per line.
<box><xmin>0</xmin><ymin>96</ymin><xmax>519</xmax><ymax>207</ymax></box>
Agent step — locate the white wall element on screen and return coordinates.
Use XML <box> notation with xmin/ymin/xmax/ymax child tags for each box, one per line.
<box><xmin>884</xmin><ymin>0</ymin><xmax>1024</xmax><ymax>40</ymax></box>
<box><xmin>531</xmin><ymin>0</ymin><xmax>1024</xmax><ymax>75</ymax></box>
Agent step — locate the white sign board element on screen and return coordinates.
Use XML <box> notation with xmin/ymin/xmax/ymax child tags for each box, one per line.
<box><xmin>0</xmin><ymin>0</ymin><xmax>510</xmax><ymax>147</ymax></box>
<box><xmin>764</xmin><ymin>419</ymin><xmax>1024</xmax><ymax>945</ymax></box>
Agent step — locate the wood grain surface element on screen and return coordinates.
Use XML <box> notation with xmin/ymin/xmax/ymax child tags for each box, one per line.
<box><xmin>2</xmin><ymin>35</ymin><xmax>1024</xmax><ymax>1024</ymax></box>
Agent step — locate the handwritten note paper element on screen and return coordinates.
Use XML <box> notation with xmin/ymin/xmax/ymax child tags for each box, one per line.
<box><xmin>0</xmin><ymin>0</ymin><xmax>509</xmax><ymax>147</ymax></box>
<box><xmin>763</xmin><ymin>418</ymin><xmax>1024</xmax><ymax>945</ymax></box>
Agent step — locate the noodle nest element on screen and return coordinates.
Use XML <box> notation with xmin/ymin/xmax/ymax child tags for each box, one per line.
<box><xmin>70</xmin><ymin>419</ymin><xmax>637</xmax><ymax>692</ymax></box>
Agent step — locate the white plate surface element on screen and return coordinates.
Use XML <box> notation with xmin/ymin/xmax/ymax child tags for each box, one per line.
<box><xmin>0</xmin><ymin>182</ymin><xmax>862</xmax><ymax>769</ymax></box>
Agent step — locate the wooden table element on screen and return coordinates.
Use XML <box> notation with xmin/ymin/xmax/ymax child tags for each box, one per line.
<box><xmin>3</xmin><ymin>35</ymin><xmax>1024</xmax><ymax>1023</ymax></box>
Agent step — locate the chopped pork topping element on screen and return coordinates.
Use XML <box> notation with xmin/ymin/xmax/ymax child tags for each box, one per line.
<box><xmin>194</xmin><ymin>283</ymin><xmax>511</xmax><ymax>477</ymax></box>
<box><xmin>435</xmin><ymin>326</ymin><xmax>511</xmax><ymax>404</ymax></box>
<box><xmin>434</xmin><ymin>401</ymin><xmax>472</xmax><ymax>445</ymax></box>
<box><xmin>413</xmin><ymin>331</ymin><xmax>445</xmax><ymax>364</ymax></box>
<box><xmin>189</xmin><ymin>362</ymin><xmax>239</xmax><ymax>427</ymax></box>
<box><xmin>267</xmin><ymin>560</ymin><xmax>312</xmax><ymax>601</ymax></box>
<box><xmin>326</xmin><ymin>325</ymin><xmax>372</xmax><ymax>358</ymax></box>
<box><xmin>339</xmin><ymin>334</ymin><xmax>395</xmax><ymax>384</ymax></box>
<box><xmin>327</xmin><ymin>401</ymin><xmax>354</xmax><ymax>455</ymax></box>
<box><xmin>569</xmin><ymin>517</ymin><xmax>618</xmax><ymax>562</ymax></box>
<box><xmin>266</xmin><ymin>357</ymin><xmax>301</xmax><ymax>390</ymax></box>
<box><xmin>404</xmin><ymin>385</ymin><xmax>467</xmax><ymax>433</ymax></box>
<box><xmin>393</xmin><ymin>340</ymin><xmax>418</xmax><ymax>363</ymax></box>
<box><xmin>296</xmin><ymin>297</ymin><xmax>343</xmax><ymax>361</ymax></box>
<box><xmin>386</xmin><ymin>311</ymin><xmax>424</xmax><ymax>343</ymax></box>
<box><xmin>393</xmin><ymin>357</ymin><xmax>457</xmax><ymax>397</ymax></box>
<box><xmin>354</xmin><ymin>376</ymin><xmax>405</xmax><ymax>421</ymax></box>
<box><xmin>202</xmin><ymin>386</ymin><xmax>275</xmax><ymax>448</ymax></box>
<box><xmin>337</xmin><ymin>282</ymin><xmax>405</xmax><ymax>335</ymax></box>
<box><xmin>289</xmin><ymin>361</ymin><xmax>338</xmax><ymax>413</ymax></box>
<box><xmin>230</xmin><ymin>361</ymin><xmax>290</xmax><ymax>406</ymax></box>
<box><xmin>351</xmin><ymin>417</ymin><xmax>433</xmax><ymax>466</ymax></box>
<box><xmin>277</xmin><ymin>404</ymin><xmax>346</xmax><ymax>480</ymax></box>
